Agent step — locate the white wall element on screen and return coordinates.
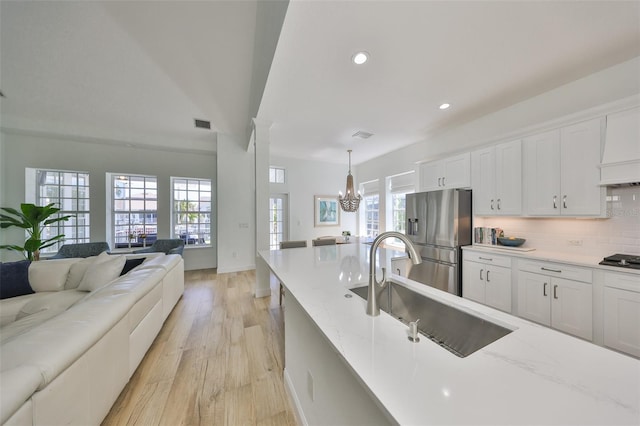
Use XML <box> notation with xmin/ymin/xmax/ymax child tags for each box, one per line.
<box><xmin>217</xmin><ymin>133</ymin><xmax>256</xmax><ymax>273</ymax></box>
<box><xmin>269</xmin><ymin>155</ymin><xmax>358</xmax><ymax>243</ymax></box>
<box><xmin>355</xmin><ymin>57</ymin><xmax>640</xmax><ymax>247</ymax></box>
<box><xmin>0</xmin><ymin>130</ymin><xmax>217</xmax><ymax>270</ymax></box>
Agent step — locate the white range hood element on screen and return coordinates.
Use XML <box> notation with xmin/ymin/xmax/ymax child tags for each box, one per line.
<box><xmin>600</xmin><ymin>106</ymin><xmax>640</xmax><ymax>187</ymax></box>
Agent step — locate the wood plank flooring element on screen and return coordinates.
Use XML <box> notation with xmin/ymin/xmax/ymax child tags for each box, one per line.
<box><xmin>102</xmin><ymin>269</ymin><xmax>296</xmax><ymax>426</ymax></box>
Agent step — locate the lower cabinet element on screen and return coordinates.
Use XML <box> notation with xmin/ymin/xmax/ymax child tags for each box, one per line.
<box><xmin>517</xmin><ymin>262</ymin><xmax>593</xmax><ymax>341</ymax></box>
<box><xmin>463</xmin><ymin>251</ymin><xmax>512</xmax><ymax>313</ymax></box>
<box><xmin>603</xmin><ymin>272</ymin><xmax>640</xmax><ymax>358</ymax></box>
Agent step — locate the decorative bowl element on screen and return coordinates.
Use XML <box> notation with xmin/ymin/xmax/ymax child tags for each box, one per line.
<box><xmin>497</xmin><ymin>237</ymin><xmax>526</xmax><ymax>247</ymax></box>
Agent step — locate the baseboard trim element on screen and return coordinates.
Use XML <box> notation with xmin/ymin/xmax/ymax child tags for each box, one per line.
<box><xmin>254</xmin><ymin>287</ymin><xmax>271</xmax><ymax>298</ymax></box>
<box><xmin>216</xmin><ymin>264</ymin><xmax>256</xmax><ymax>274</ymax></box>
<box><xmin>283</xmin><ymin>368</ymin><xmax>307</xmax><ymax>426</ymax></box>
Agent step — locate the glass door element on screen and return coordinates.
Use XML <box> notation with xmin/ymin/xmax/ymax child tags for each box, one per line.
<box><xmin>269</xmin><ymin>194</ymin><xmax>288</xmax><ymax>250</ymax></box>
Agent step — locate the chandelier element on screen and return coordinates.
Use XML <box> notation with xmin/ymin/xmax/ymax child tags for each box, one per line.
<box><xmin>338</xmin><ymin>150</ymin><xmax>362</xmax><ymax>212</ymax></box>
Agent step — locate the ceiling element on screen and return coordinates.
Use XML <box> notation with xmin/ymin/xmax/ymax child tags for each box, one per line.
<box><xmin>1</xmin><ymin>1</ymin><xmax>639</xmax><ymax>164</ymax></box>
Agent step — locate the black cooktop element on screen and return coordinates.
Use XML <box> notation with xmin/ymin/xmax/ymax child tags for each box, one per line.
<box><xmin>600</xmin><ymin>254</ymin><xmax>640</xmax><ymax>270</ymax></box>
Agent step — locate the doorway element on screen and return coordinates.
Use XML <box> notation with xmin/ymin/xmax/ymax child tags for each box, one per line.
<box><xmin>269</xmin><ymin>194</ymin><xmax>288</xmax><ymax>250</ymax></box>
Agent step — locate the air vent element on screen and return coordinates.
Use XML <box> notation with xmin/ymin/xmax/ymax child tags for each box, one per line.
<box><xmin>194</xmin><ymin>119</ymin><xmax>211</xmax><ymax>129</ymax></box>
<box><xmin>352</xmin><ymin>130</ymin><xmax>374</xmax><ymax>139</ymax></box>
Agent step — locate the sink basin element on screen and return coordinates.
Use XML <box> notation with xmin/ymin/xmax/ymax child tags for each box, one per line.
<box><xmin>350</xmin><ymin>282</ymin><xmax>513</xmax><ymax>357</ymax></box>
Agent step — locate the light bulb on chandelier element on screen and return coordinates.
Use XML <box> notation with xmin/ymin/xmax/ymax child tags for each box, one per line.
<box><xmin>338</xmin><ymin>150</ymin><xmax>362</xmax><ymax>212</ymax></box>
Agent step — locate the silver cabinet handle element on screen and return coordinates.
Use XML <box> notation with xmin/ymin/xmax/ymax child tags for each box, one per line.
<box><xmin>543</xmin><ymin>282</ymin><xmax>548</xmax><ymax>296</ymax></box>
<box><xmin>553</xmin><ymin>285</ymin><xmax>558</xmax><ymax>300</ymax></box>
<box><xmin>563</xmin><ymin>195</ymin><xmax>567</xmax><ymax>209</ymax></box>
<box><xmin>442</xmin><ymin>176</ymin><xmax>446</xmax><ymax>186</ymax></box>
<box><xmin>480</xmin><ymin>268</ymin><xmax>484</xmax><ymax>280</ymax></box>
<box><xmin>497</xmin><ymin>198</ymin><xmax>501</xmax><ymax>210</ymax></box>
<box><xmin>486</xmin><ymin>270</ymin><xmax>490</xmax><ymax>282</ymax></box>
<box><xmin>479</xmin><ymin>257</ymin><xmax>493</xmax><ymax>261</ymax></box>
<box><xmin>438</xmin><ymin>177</ymin><xmax>442</xmax><ymax>187</ymax></box>
<box><xmin>490</xmin><ymin>199</ymin><xmax>494</xmax><ymax>210</ymax></box>
<box><xmin>541</xmin><ymin>267</ymin><xmax>562</xmax><ymax>273</ymax></box>
<box><xmin>553</xmin><ymin>195</ymin><xmax>557</xmax><ymax>209</ymax></box>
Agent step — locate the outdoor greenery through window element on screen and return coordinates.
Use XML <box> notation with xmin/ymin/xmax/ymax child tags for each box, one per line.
<box><xmin>32</xmin><ymin>169</ymin><xmax>90</xmax><ymax>253</ymax></box>
<box><xmin>172</xmin><ymin>178</ymin><xmax>212</xmax><ymax>246</ymax></box>
<box><xmin>269</xmin><ymin>167</ymin><xmax>285</xmax><ymax>184</ymax></box>
<box><xmin>391</xmin><ymin>193</ymin><xmax>408</xmax><ymax>234</ymax></box>
<box><xmin>112</xmin><ymin>174</ymin><xmax>157</xmax><ymax>249</ymax></box>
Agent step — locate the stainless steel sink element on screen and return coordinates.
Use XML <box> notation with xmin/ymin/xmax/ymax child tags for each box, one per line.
<box><xmin>350</xmin><ymin>282</ymin><xmax>513</xmax><ymax>357</ymax></box>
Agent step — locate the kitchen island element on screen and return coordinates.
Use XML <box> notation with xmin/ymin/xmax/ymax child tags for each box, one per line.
<box><xmin>261</xmin><ymin>243</ymin><xmax>640</xmax><ymax>425</ymax></box>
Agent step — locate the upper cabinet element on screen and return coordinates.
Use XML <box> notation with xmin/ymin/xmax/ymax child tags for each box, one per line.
<box><xmin>600</xmin><ymin>106</ymin><xmax>640</xmax><ymax>186</ymax></box>
<box><xmin>472</xmin><ymin>140</ymin><xmax>522</xmax><ymax>216</ymax></box>
<box><xmin>523</xmin><ymin>118</ymin><xmax>605</xmax><ymax>216</ymax></box>
<box><xmin>419</xmin><ymin>152</ymin><xmax>471</xmax><ymax>192</ymax></box>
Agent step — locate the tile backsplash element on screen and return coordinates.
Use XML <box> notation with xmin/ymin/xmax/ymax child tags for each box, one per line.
<box><xmin>474</xmin><ymin>186</ymin><xmax>640</xmax><ymax>257</ymax></box>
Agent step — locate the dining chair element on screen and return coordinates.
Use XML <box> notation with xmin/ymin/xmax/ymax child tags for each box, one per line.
<box><xmin>312</xmin><ymin>238</ymin><xmax>336</xmax><ymax>246</ymax></box>
<box><xmin>278</xmin><ymin>240</ymin><xmax>308</xmax><ymax>305</ymax></box>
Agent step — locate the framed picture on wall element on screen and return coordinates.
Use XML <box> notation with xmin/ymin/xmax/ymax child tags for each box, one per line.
<box><xmin>314</xmin><ymin>195</ymin><xmax>340</xmax><ymax>227</ymax></box>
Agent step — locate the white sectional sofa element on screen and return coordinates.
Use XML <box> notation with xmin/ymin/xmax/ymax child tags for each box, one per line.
<box><xmin>0</xmin><ymin>252</ymin><xmax>184</xmax><ymax>425</ymax></box>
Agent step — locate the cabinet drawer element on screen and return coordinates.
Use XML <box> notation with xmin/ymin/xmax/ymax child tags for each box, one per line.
<box><xmin>518</xmin><ymin>260</ymin><xmax>592</xmax><ymax>283</ymax></box>
<box><xmin>604</xmin><ymin>271</ymin><xmax>640</xmax><ymax>292</ymax></box>
<box><xmin>464</xmin><ymin>251</ymin><xmax>512</xmax><ymax>268</ymax></box>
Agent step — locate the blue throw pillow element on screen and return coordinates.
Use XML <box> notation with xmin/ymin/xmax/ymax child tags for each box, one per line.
<box><xmin>0</xmin><ymin>260</ymin><xmax>34</xmax><ymax>299</ymax></box>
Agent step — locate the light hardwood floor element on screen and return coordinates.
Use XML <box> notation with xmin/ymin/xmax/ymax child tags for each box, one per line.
<box><xmin>102</xmin><ymin>269</ymin><xmax>297</xmax><ymax>426</ymax></box>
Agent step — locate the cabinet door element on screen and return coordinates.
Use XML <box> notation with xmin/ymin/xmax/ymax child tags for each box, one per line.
<box><xmin>551</xmin><ymin>277</ymin><xmax>593</xmax><ymax>340</ymax></box>
<box><xmin>560</xmin><ymin>118</ymin><xmax>604</xmax><ymax>216</ymax></box>
<box><xmin>462</xmin><ymin>260</ymin><xmax>485</xmax><ymax>304</ymax></box>
<box><xmin>523</xmin><ymin>130</ymin><xmax>561</xmax><ymax>216</ymax></box>
<box><xmin>443</xmin><ymin>152</ymin><xmax>471</xmax><ymax>189</ymax></box>
<box><xmin>604</xmin><ymin>286</ymin><xmax>640</xmax><ymax>357</ymax></box>
<box><xmin>517</xmin><ymin>271</ymin><xmax>550</xmax><ymax>326</ymax></box>
<box><xmin>495</xmin><ymin>140</ymin><xmax>522</xmax><ymax>215</ymax></box>
<box><xmin>484</xmin><ymin>265</ymin><xmax>512</xmax><ymax>313</ymax></box>
<box><xmin>471</xmin><ymin>147</ymin><xmax>496</xmax><ymax>215</ymax></box>
<box><xmin>419</xmin><ymin>161</ymin><xmax>443</xmax><ymax>192</ymax></box>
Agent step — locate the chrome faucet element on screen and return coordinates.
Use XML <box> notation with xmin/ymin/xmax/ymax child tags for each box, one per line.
<box><xmin>367</xmin><ymin>231</ymin><xmax>422</xmax><ymax>316</ymax></box>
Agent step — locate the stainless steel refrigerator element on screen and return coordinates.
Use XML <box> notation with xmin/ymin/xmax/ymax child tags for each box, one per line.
<box><xmin>404</xmin><ymin>189</ymin><xmax>472</xmax><ymax>296</ymax></box>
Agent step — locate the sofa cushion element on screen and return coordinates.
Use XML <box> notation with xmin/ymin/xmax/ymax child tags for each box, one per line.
<box><xmin>77</xmin><ymin>255</ymin><xmax>126</xmax><ymax>292</ymax></box>
<box><xmin>120</xmin><ymin>257</ymin><xmax>145</xmax><ymax>276</ymax></box>
<box><xmin>65</xmin><ymin>256</ymin><xmax>98</xmax><ymax>290</ymax></box>
<box><xmin>16</xmin><ymin>291</ymin><xmax>86</xmax><ymax>321</ymax></box>
<box><xmin>29</xmin><ymin>259</ymin><xmax>79</xmax><ymax>292</ymax></box>
<box><xmin>0</xmin><ymin>260</ymin><xmax>34</xmax><ymax>299</ymax></box>
<box><xmin>0</xmin><ymin>365</ymin><xmax>43</xmax><ymax>424</ymax></box>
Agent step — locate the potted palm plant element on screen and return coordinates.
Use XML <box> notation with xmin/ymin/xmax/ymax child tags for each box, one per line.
<box><xmin>0</xmin><ymin>203</ymin><xmax>71</xmax><ymax>260</ymax></box>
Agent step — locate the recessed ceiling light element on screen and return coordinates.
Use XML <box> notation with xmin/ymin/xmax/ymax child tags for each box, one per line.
<box><xmin>352</xmin><ymin>51</ymin><xmax>369</xmax><ymax>65</ymax></box>
<box><xmin>439</xmin><ymin>103</ymin><xmax>451</xmax><ymax>110</ymax></box>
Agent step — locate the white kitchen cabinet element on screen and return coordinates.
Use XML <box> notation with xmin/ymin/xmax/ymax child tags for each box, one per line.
<box><xmin>463</xmin><ymin>251</ymin><xmax>512</xmax><ymax>313</ymax></box>
<box><xmin>603</xmin><ymin>271</ymin><xmax>640</xmax><ymax>358</ymax></box>
<box><xmin>419</xmin><ymin>152</ymin><xmax>470</xmax><ymax>191</ymax></box>
<box><xmin>523</xmin><ymin>118</ymin><xmax>605</xmax><ymax>216</ymax></box>
<box><xmin>472</xmin><ymin>140</ymin><xmax>522</xmax><ymax>215</ymax></box>
<box><xmin>517</xmin><ymin>260</ymin><xmax>593</xmax><ymax>341</ymax></box>
<box><xmin>601</xmin><ymin>106</ymin><xmax>640</xmax><ymax>185</ymax></box>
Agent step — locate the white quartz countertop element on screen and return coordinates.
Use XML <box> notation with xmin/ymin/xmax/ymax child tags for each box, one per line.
<box><xmin>261</xmin><ymin>243</ymin><xmax>640</xmax><ymax>425</ymax></box>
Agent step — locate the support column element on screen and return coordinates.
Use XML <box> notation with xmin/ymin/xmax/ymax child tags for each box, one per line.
<box><xmin>253</xmin><ymin>119</ymin><xmax>271</xmax><ymax>298</ymax></box>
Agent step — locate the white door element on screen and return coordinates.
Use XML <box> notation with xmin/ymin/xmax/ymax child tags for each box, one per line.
<box><xmin>517</xmin><ymin>271</ymin><xmax>551</xmax><ymax>326</ymax></box>
<box><xmin>269</xmin><ymin>194</ymin><xmax>288</xmax><ymax>250</ymax></box>
<box><xmin>484</xmin><ymin>265</ymin><xmax>512</xmax><ymax>313</ymax></box>
<box><xmin>551</xmin><ymin>277</ymin><xmax>593</xmax><ymax>340</ymax></box>
<box><xmin>523</xmin><ymin>130</ymin><xmax>561</xmax><ymax>215</ymax></box>
<box><xmin>495</xmin><ymin>140</ymin><xmax>522</xmax><ymax>215</ymax></box>
<box><xmin>560</xmin><ymin>118</ymin><xmax>603</xmax><ymax>216</ymax></box>
<box><xmin>604</xmin><ymin>286</ymin><xmax>640</xmax><ymax>357</ymax></box>
<box><xmin>419</xmin><ymin>161</ymin><xmax>443</xmax><ymax>191</ymax></box>
<box><xmin>462</xmin><ymin>260</ymin><xmax>486</xmax><ymax>304</ymax></box>
<box><xmin>471</xmin><ymin>147</ymin><xmax>496</xmax><ymax>215</ymax></box>
<box><xmin>442</xmin><ymin>152</ymin><xmax>471</xmax><ymax>189</ymax></box>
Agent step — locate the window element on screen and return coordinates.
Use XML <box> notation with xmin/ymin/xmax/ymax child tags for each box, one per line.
<box><xmin>269</xmin><ymin>167</ymin><xmax>285</xmax><ymax>184</ymax></box>
<box><xmin>269</xmin><ymin>194</ymin><xmax>288</xmax><ymax>250</ymax></box>
<box><xmin>110</xmin><ymin>174</ymin><xmax>157</xmax><ymax>249</ymax></box>
<box><xmin>364</xmin><ymin>194</ymin><xmax>380</xmax><ymax>238</ymax></box>
<box><xmin>360</xmin><ymin>179</ymin><xmax>380</xmax><ymax>238</ymax></box>
<box><xmin>27</xmin><ymin>168</ymin><xmax>90</xmax><ymax>253</ymax></box>
<box><xmin>387</xmin><ymin>171</ymin><xmax>415</xmax><ymax>236</ymax></box>
<box><xmin>171</xmin><ymin>177</ymin><xmax>212</xmax><ymax>246</ymax></box>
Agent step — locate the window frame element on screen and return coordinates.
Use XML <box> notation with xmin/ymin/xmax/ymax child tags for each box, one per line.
<box><xmin>109</xmin><ymin>173</ymin><xmax>158</xmax><ymax>249</ymax></box>
<box><xmin>171</xmin><ymin>177</ymin><xmax>213</xmax><ymax>247</ymax></box>
<box><xmin>26</xmin><ymin>168</ymin><xmax>91</xmax><ymax>253</ymax></box>
<box><xmin>269</xmin><ymin>166</ymin><xmax>286</xmax><ymax>184</ymax></box>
